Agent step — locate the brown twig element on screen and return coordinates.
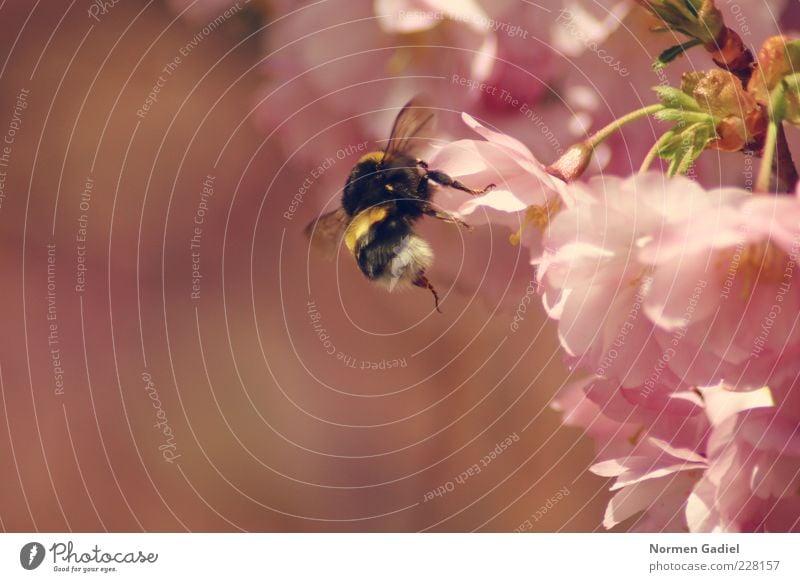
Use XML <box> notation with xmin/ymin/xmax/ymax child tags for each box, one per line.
<box><xmin>704</xmin><ymin>27</ymin><xmax>755</xmax><ymax>86</ymax></box>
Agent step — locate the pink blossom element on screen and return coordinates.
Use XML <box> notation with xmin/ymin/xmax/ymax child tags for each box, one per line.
<box><xmin>687</xmin><ymin>384</ymin><xmax>800</xmax><ymax>532</ymax></box>
<box><xmin>556</xmin><ymin>377</ymin><xmax>784</xmax><ymax>531</ymax></box>
<box><xmin>539</xmin><ymin>174</ymin><xmax>800</xmax><ymax>394</ymax></box>
<box><xmin>544</xmin><ymin>174</ymin><xmax>800</xmax><ymax>531</ymax></box>
<box><xmin>595</xmin><ymin>438</ymin><xmax>706</xmax><ymax>531</ymax></box>
<box><xmin>406</xmin><ymin>113</ymin><xmax>566</xmax><ymax>304</ymax></box>
<box><xmin>555</xmin><ymin>375</ymin><xmax>706</xmax><ymax>457</ymax></box>
<box><xmin>639</xmin><ymin>186</ymin><xmax>800</xmax><ymax>390</ymax></box>
<box><xmin>537</xmin><ymin>172</ymin><xmax>720</xmax><ymax>388</ymax></box>
<box><xmin>554</xmin><ymin>374</ymin><xmax>710</xmax><ymax>531</ymax></box>
<box><xmin>428</xmin><ymin>113</ymin><xmax>564</xmax><ymax>239</ymax></box>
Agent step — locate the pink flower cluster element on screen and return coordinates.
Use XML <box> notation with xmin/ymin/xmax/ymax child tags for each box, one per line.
<box><xmin>432</xmin><ymin>124</ymin><xmax>800</xmax><ymax>530</ymax></box>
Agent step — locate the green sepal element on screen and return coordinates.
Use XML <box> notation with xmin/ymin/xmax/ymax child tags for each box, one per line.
<box><xmin>653</xmin><ymin>109</ymin><xmax>714</xmax><ymax>124</ymax></box>
<box><xmin>653</xmin><ymin>39</ymin><xmax>704</xmax><ymax>69</ymax></box>
<box><xmin>779</xmin><ymin>72</ymin><xmax>800</xmax><ymax>125</ymax></box>
<box><xmin>655</xmin><ymin>122</ymin><xmax>717</xmax><ymax>176</ymax></box>
<box><xmin>652</xmin><ymin>85</ymin><xmax>702</xmax><ymax>112</ymax></box>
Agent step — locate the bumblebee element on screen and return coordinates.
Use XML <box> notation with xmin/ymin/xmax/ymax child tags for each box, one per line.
<box><xmin>305</xmin><ymin>97</ymin><xmax>495</xmax><ymax>312</ymax></box>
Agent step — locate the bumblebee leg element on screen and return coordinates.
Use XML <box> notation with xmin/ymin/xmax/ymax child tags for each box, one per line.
<box><xmin>416</xmin><ymin>158</ymin><xmax>429</xmax><ymax>170</ymax></box>
<box><xmin>426</xmin><ymin>170</ymin><xmax>495</xmax><ymax>196</ymax></box>
<box><xmin>423</xmin><ymin>205</ymin><xmax>474</xmax><ymax>231</ymax></box>
<box><xmin>413</xmin><ymin>274</ymin><xmax>442</xmax><ymax>313</ymax></box>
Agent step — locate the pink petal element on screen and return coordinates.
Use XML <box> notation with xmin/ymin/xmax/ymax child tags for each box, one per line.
<box><xmin>462</xmin><ymin>113</ymin><xmax>534</xmax><ymax>160</ymax></box>
<box><xmin>649</xmin><ymin>437</ymin><xmax>707</xmax><ymax>464</ymax></box>
<box><xmin>603</xmin><ymin>478</ymin><xmax>666</xmax><ymax>529</ymax></box>
<box><xmin>609</xmin><ymin>463</ymin><xmax>705</xmax><ymax>491</ymax></box>
<box><xmin>591</xmin><ymin>458</ymin><xmax>629</xmax><ymax>478</ymax></box>
<box><xmin>700</xmin><ymin>384</ymin><xmax>775</xmax><ymax>427</ymax></box>
<box><xmin>643</xmin><ymin>258</ymin><xmax>722</xmax><ymax>332</ymax></box>
<box><xmin>686</xmin><ymin>477</ymin><xmax>723</xmax><ymax>532</ymax></box>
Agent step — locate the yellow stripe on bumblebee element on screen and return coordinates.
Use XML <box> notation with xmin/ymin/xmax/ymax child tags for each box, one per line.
<box><xmin>344</xmin><ymin>206</ymin><xmax>389</xmax><ymax>252</ymax></box>
<box><xmin>356</xmin><ymin>151</ymin><xmax>385</xmax><ymax>165</ymax></box>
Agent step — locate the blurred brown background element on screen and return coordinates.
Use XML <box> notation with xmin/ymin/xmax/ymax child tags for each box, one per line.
<box><xmin>0</xmin><ymin>0</ymin><xmax>607</xmax><ymax>532</ymax></box>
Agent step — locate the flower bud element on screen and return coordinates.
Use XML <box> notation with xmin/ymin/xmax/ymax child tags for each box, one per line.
<box><xmin>748</xmin><ymin>36</ymin><xmax>800</xmax><ymax>124</ymax></box>
<box><xmin>682</xmin><ymin>70</ymin><xmax>762</xmax><ymax>151</ymax></box>
<box><xmin>636</xmin><ymin>0</ymin><xmax>723</xmax><ymax>45</ymax></box>
<box><xmin>545</xmin><ymin>143</ymin><xmax>593</xmax><ymax>183</ymax></box>
<box><xmin>639</xmin><ymin>1</ymin><xmax>752</xmax><ymax>81</ymax></box>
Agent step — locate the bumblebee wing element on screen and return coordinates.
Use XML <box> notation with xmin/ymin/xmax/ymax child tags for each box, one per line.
<box><xmin>381</xmin><ymin>95</ymin><xmax>437</xmax><ymax>161</ymax></box>
<box><xmin>304</xmin><ymin>208</ymin><xmax>350</xmax><ymax>259</ymax></box>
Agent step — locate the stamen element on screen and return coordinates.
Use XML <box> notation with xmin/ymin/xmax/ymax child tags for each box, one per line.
<box><xmin>509</xmin><ymin>197</ymin><xmax>563</xmax><ymax>246</ymax></box>
<box><xmin>718</xmin><ymin>241</ymin><xmax>788</xmax><ymax>299</ymax></box>
<box><xmin>627</xmin><ymin>425</ymin><xmax>645</xmax><ymax>447</ymax></box>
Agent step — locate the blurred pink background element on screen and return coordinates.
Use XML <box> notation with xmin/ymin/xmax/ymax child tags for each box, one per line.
<box><xmin>4</xmin><ymin>0</ymin><xmax>765</xmax><ymax>532</ymax></box>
